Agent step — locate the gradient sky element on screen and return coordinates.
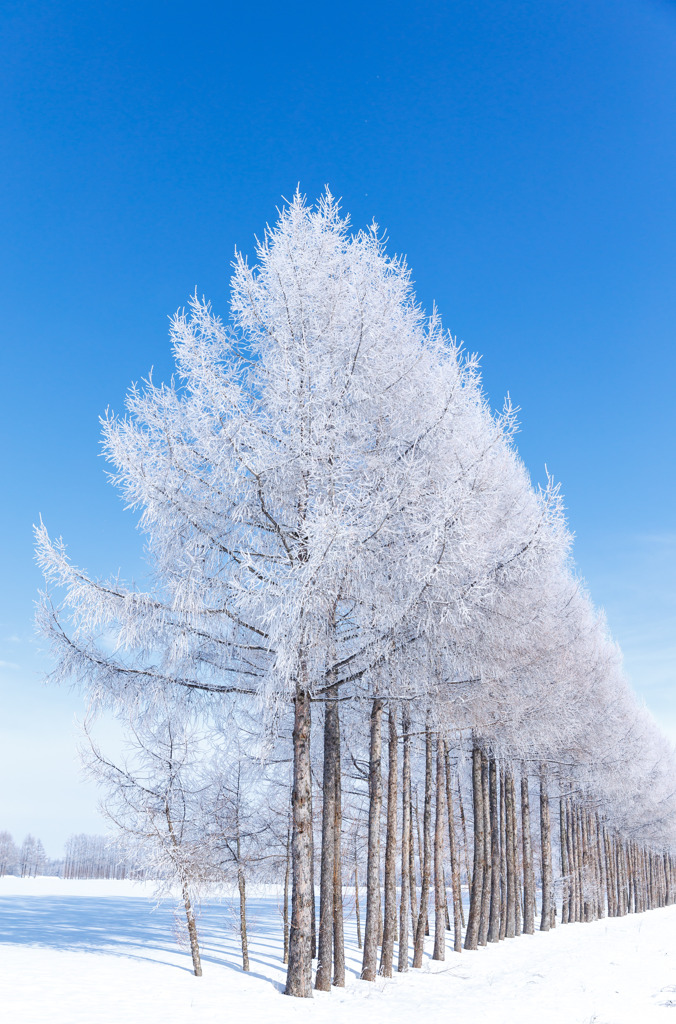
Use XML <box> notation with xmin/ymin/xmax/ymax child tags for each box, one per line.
<box><xmin>1</xmin><ymin>0</ymin><xmax>675</xmax><ymax>856</ymax></box>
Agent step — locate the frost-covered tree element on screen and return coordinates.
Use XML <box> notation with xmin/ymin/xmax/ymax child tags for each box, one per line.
<box><xmin>84</xmin><ymin>715</ymin><xmax>209</xmax><ymax>976</ymax></box>
<box><xmin>0</xmin><ymin>831</ymin><xmax>18</xmax><ymax>875</ymax></box>
<box><xmin>199</xmin><ymin>722</ymin><xmax>276</xmax><ymax>972</ymax></box>
<box><xmin>37</xmin><ymin>191</ymin><xmax>552</xmax><ymax>994</ymax></box>
<box><xmin>35</xmin><ymin>188</ymin><xmax>676</xmax><ymax>993</ymax></box>
<box><xmin>19</xmin><ymin>834</ymin><xmax>44</xmax><ymax>877</ymax></box>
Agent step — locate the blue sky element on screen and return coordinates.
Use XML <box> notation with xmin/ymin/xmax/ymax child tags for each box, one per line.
<box><xmin>1</xmin><ymin>0</ymin><xmax>675</xmax><ymax>855</ymax></box>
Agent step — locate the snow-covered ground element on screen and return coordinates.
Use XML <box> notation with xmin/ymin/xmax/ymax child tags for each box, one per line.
<box><xmin>1</xmin><ymin>876</ymin><xmax>675</xmax><ymax>1023</ymax></box>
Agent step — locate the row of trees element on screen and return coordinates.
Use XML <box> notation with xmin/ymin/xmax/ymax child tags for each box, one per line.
<box><xmin>0</xmin><ymin>830</ymin><xmax>150</xmax><ymax>879</ymax></box>
<box><xmin>36</xmin><ymin>191</ymin><xmax>676</xmax><ymax>997</ymax></box>
<box><xmin>62</xmin><ymin>832</ymin><xmax>149</xmax><ymax>879</ymax></box>
<box><xmin>0</xmin><ymin>832</ymin><xmax>47</xmax><ymax>877</ymax></box>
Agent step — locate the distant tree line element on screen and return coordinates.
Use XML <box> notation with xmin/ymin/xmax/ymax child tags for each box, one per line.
<box><xmin>0</xmin><ymin>830</ymin><xmax>150</xmax><ymax>879</ymax></box>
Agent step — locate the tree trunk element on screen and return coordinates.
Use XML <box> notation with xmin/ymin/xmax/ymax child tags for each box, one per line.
<box><xmin>539</xmin><ymin>772</ymin><xmax>552</xmax><ymax>933</ymax></box>
<box><xmin>433</xmin><ymin>734</ymin><xmax>446</xmax><ymax>961</ymax></box>
<box><xmin>499</xmin><ymin>768</ymin><xmax>507</xmax><ymax>939</ymax></box>
<box><xmin>581</xmin><ymin>808</ymin><xmax>589</xmax><ymax>921</ymax></box>
<box><xmin>505</xmin><ymin>766</ymin><xmax>516</xmax><ymax>938</ymax></box>
<box><xmin>511</xmin><ymin>773</ymin><xmax>523</xmax><ymax>935</ymax></box>
<box><xmin>380</xmin><ymin>706</ymin><xmax>398</xmax><ymax>977</ymax></box>
<box><xmin>588</xmin><ymin>811</ymin><xmax>600</xmax><ymax>920</ymax></box>
<box><xmin>521</xmin><ymin>775</ymin><xmax>535</xmax><ymax>934</ymax></box>
<box><xmin>626</xmin><ymin>835</ymin><xmax>634</xmax><ymax>915</ymax></box>
<box><xmin>355</xmin><ymin>846</ymin><xmax>362</xmax><ymax>950</ymax></box>
<box><xmin>398</xmin><ymin>703</ymin><xmax>412</xmax><ymax>972</ymax></box>
<box><xmin>238</xmin><ymin>866</ymin><xmax>250</xmax><ymax>971</ymax></box>
<box><xmin>464</xmin><ymin>744</ymin><xmax>485</xmax><ymax>950</ymax></box>
<box><xmin>581</xmin><ymin>807</ymin><xmax>591</xmax><ymax>923</ymax></box>
<box><xmin>488</xmin><ymin>757</ymin><xmax>501</xmax><ymax>942</ymax></box>
<box><xmin>413</xmin><ymin>719</ymin><xmax>433</xmax><ymax>967</ymax></box>
<box><xmin>606</xmin><ymin>823</ymin><xmax>618</xmax><ymax>921</ymax></box>
<box><xmin>283</xmin><ymin>819</ymin><xmax>291</xmax><ymax>963</ymax></box>
<box><xmin>603</xmin><ymin>825</ymin><xmax>614</xmax><ymax>918</ymax></box>
<box><xmin>443</xmin><ymin>740</ymin><xmax>463</xmax><ymax>952</ymax></box>
<box><xmin>285</xmin><ymin>685</ymin><xmax>314</xmax><ymax>997</ymax></box>
<box><xmin>596</xmin><ymin>814</ymin><xmax>606</xmax><ymax>919</ymax></box>
<box><xmin>565</xmin><ymin>800</ymin><xmax>576</xmax><ymax>922</ymax></box>
<box><xmin>333</xmin><ymin>708</ymin><xmax>345</xmax><ymax>987</ymax></box>
<box><xmin>458</xmin><ymin>773</ymin><xmax>472</xmax><ymax>898</ymax></box>
<box><xmin>571</xmin><ymin>804</ymin><xmax>581</xmax><ymax>922</ymax></box>
<box><xmin>361</xmin><ymin>698</ymin><xmax>383</xmax><ymax>982</ymax></box>
<box><xmin>310</xmin><ymin>785</ymin><xmax>317</xmax><ymax>960</ymax></box>
<box><xmin>479</xmin><ymin>752</ymin><xmax>491</xmax><ymax>945</ymax></box>
<box><xmin>182</xmin><ymin>880</ymin><xmax>202</xmax><ymax>977</ymax></box>
<box><xmin>409</xmin><ymin>785</ymin><xmax>419</xmax><ymax>944</ymax></box>
<box><xmin>315</xmin><ymin>696</ymin><xmax>338</xmax><ymax>991</ymax></box>
<box><xmin>560</xmin><ymin>796</ymin><xmax>569</xmax><ymax>925</ymax></box>
<box><xmin>414</xmin><ymin>793</ymin><xmax>428</xmax><ymax>936</ymax></box>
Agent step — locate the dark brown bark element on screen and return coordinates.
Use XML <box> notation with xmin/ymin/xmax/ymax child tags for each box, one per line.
<box><xmin>592</xmin><ymin>814</ymin><xmax>603</xmax><ymax>919</ymax></box>
<box><xmin>433</xmin><ymin>735</ymin><xmax>446</xmax><ymax>961</ymax></box>
<box><xmin>509</xmin><ymin>772</ymin><xmax>523</xmax><ymax>935</ymax></box>
<box><xmin>638</xmin><ymin>845</ymin><xmax>643</xmax><ymax>912</ymax></box>
<box><xmin>443</xmin><ymin>740</ymin><xmax>463</xmax><ymax>952</ymax></box>
<box><xmin>499</xmin><ymin>768</ymin><xmax>507</xmax><ymax>939</ymax></box>
<box><xmin>333</xmin><ymin>712</ymin><xmax>345</xmax><ymax>987</ymax></box>
<box><xmin>464</xmin><ymin>744</ymin><xmax>485</xmax><ymax>950</ymax></box>
<box><xmin>283</xmin><ymin>819</ymin><xmax>291</xmax><ymax>964</ymax></box>
<box><xmin>398</xmin><ymin>703</ymin><xmax>412</xmax><ymax>972</ymax></box>
<box><xmin>414</xmin><ymin>793</ymin><xmax>428</xmax><ymax>936</ymax></box>
<box><xmin>361</xmin><ymin>698</ymin><xmax>383</xmax><ymax>982</ymax></box>
<box><xmin>505</xmin><ymin>766</ymin><xmax>517</xmax><ymax>938</ymax></box>
<box><xmin>560</xmin><ymin>797</ymin><xmax>569</xmax><ymax>925</ymax></box>
<box><xmin>663</xmin><ymin>852</ymin><xmax>669</xmax><ymax>907</ymax></box>
<box><xmin>310</xmin><ymin>795</ymin><xmax>317</xmax><ymax>961</ymax></box>
<box><xmin>378</xmin><ymin>883</ymin><xmax>383</xmax><ymax>949</ymax></box>
<box><xmin>285</xmin><ymin>686</ymin><xmax>314</xmax><ymax>997</ymax></box>
<box><xmin>380</xmin><ymin>706</ymin><xmax>398</xmax><ymax>977</ymax></box>
<box><xmin>315</xmin><ymin>696</ymin><xmax>338</xmax><ymax>991</ymax></box>
<box><xmin>409</xmin><ymin>784</ymin><xmax>419</xmax><ymax>942</ymax></box>
<box><xmin>539</xmin><ymin>772</ymin><xmax>552</xmax><ymax>933</ymax></box>
<box><xmin>479</xmin><ymin>752</ymin><xmax>491</xmax><ymax>945</ymax></box>
<box><xmin>581</xmin><ymin>808</ymin><xmax>591</xmax><ymax>923</ymax></box>
<box><xmin>663</xmin><ymin>851</ymin><xmax>670</xmax><ymax>908</ymax></box>
<box><xmin>604</xmin><ymin>825</ymin><xmax>615</xmax><ymax>918</ymax></box>
<box><xmin>488</xmin><ymin>758</ymin><xmax>501</xmax><ymax>942</ymax></box>
<box><xmin>622</xmin><ymin>841</ymin><xmax>629</xmax><ymax>914</ymax></box>
<box><xmin>521</xmin><ymin>775</ymin><xmax>535</xmax><ymax>934</ymax></box>
<box><xmin>457</xmin><ymin>773</ymin><xmax>472</xmax><ymax>895</ymax></box>
<box><xmin>598</xmin><ymin>815</ymin><xmax>606</xmax><ymax>921</ymax></box>
<box><xmin>354</xmin><ymin>845</ymin><xmax>362</xmax><ymax>950</ymax></box>
<box><xmin>613</xmin><ymin>837</ymin><xmax>622</xmax><ymax>915</ymax></box>
<box><xmin>574</xmin><ymin>805</ymin><xmax>583</xmax><ymax>922</ymax></box>
<box><xmin>566</xmin><ymin>800</ymin><xmax>576</xmax><ymax>922</ymax></box>
<box><xmin>413</xmin><ymin>719</ymin><xmax>433</xmax><ymax>967</ymax></box>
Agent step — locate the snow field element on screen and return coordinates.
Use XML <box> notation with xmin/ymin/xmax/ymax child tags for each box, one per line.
<box><xmin>1</xmin><ymin>877</ymin><xmax>675</xmax><ymax>1024</ymax></box>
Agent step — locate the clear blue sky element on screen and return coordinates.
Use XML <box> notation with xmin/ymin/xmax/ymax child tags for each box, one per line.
<box><xmin>1</xmin><ymin>0</ymin><xmax>675</xmax><ymax>855</ymax></box>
